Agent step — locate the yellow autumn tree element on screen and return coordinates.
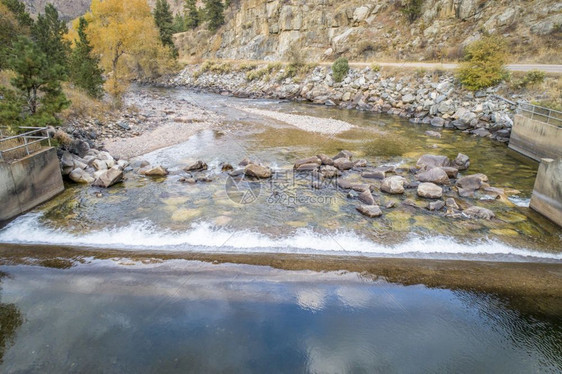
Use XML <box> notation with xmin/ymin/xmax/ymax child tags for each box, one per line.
<box><xmin>69</xmin><ymin>0</ymin><xmax>176</xmax><ymax>100</ymax></box>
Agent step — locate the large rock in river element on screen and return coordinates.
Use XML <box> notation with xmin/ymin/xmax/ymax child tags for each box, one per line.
<box><xmin>184</xmin><ymin>161</ymin><xmax>208</xmax><ymax>172</ymax></box>
<box><xmin>93</xmin><ymin>167</ymin><xmax>123</xmax><ymax>188</ymax></box>
<box><xmin>140</xmin><ymin>165</ymin><xmax>169</xmax><ymax>176</ymax></box>
<box><xmin>416</xmin><ymin>154</ymin><xmax>450</xmax><ymax>170</ymax></box>
<box><xmin>244</xmin><ymin>164</ymin><xmax>272</xmax><ymax>179</ymax></box>
<box><xmin>294</xmin><ymin>157</ymin><xmax>321</xmax><ymax>169</ymax></box>
<box><xmin>454</xmin><ymin>153</ymin><xmax>470</xmax><ymax>171</ymax></box>
<box><xmin>415</xmin><ymin>168</ymin><xmax>450</xmax><ymax>185</ymax></box>
<box><xmin>359</xmin><ymin>189</ymin><xmax>376</xmax><ymax>205</ymax></box>
<box><xmin>334</xmin><ymin>158</ymin><xmax>355</xmax><ymax>171</ymax></box>
<box><xmin>69</xmin><ymin>168</ymin><xmax>95</xmax><ymax>184</ymax></box>
<box><xmin>456</xmin><ymin>173</ymin><xmax>488</xmax><ymax>190</ymax></box>
<box><xmin>417</xmin><ymin>182</ymin><xmax>443</xmax><ymax>198</ymax></box>
<box><xmin>356</xmin><ymin>205</ymin><xmax>383</xmax><ymax>218</ymax></box>
<box><xmin>381</xmin><ymin>176</ymin><xmax>407</xmax><ymax>194</ymax></box>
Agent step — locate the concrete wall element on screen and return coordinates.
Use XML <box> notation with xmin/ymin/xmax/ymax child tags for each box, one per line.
<box><xmin>530</xmin><ymin>158</ymin><xmax>562</xmax><ymax>227</ymax></box>
<box><xmin>0</xmin><ymin>147</ymin><xmax>64</xmax><ymax>223</ymax></box>
<box><xmin>509</xmin><ymin>114</ymin><xmax>562</xmax><ymax>161</ymax></box>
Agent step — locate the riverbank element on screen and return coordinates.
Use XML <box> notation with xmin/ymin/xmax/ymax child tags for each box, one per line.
<box><xmin>166</xmin><ymin>62</ymin><xmax>520</xmax><ymax>143</ymax></box>
<box><xmin>0</xmin><ymin>243</ymin><xmax>561</xmax><ymax>317</ymax></box>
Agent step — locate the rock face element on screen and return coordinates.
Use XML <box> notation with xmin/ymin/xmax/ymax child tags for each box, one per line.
<box><xmin>381</xmin><ymin>176</ymin><xmax>406</xmax><ymax>194</ymax></box>
<box><xmin>417</xmin><ymin>182</ymin><xmax>443</xmax><ymax>198</ymax></box>
<box><xmin>173</xmin><ymin>0</ymin><xmax>558</xmax><ymax>65</ymax></box>
<box><xmin>356</xmin><ymin>205</ymin><xmax>383</xmax><ymax>218</ymax></box>
<box><xmin>244</xmin><ymin>164</ymin><xmax>272</xmax><ymax>179</ymax></box>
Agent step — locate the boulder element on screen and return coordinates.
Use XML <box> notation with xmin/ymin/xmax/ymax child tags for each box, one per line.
<box><xmin>381</xmin><ymin>176</ymin><xmax>407</xmax><ymax>194</ymax></box>
<box><xmin>69</xmin><ymin>168</ymin><xmax>94</xmax><ymax>184</ymax></box>
<box><xmin>362</xmin><ymin>171</ymin><xmax>385</xmax><ymax>180</ymax></box>
<box><xmin>428</xmin><ymin>200</ymin><xmax>445</xmax><ymax>211</ymax></box>
<box><xmin>140</xmin><ymin>165</ymin><xmax>168</xmax><ymax>176</ymax></box>
<box><xmin>416</xmin><ymin>154</ymin><xmax>450</xmax><ymax>170</ymax></box>
<box><xmin>456</xmin><ymin>173</ymin><xmax>488</xmax><ymax>190</ymax></box>
<box><xmin>351</xmin><ymin>184</ymin><xmax>371</xmax><ymax>192</ymax></box>
<box><xmin>93</xmin><ymin>167</ymin><xmax>123</xmax><ymax>188</ymax></box>
<box><xmin>294</xmin><ymin>156</ymin><xmax>321</xmax><ymax>169</ymax></box>
<box><xmin>333</xmin><ymin>150</ymin><xmax>353</xmax><ymax>161</ymax></box>
<box><xmin>356</xmin><ymin>205</ymin><xmax>383</xmax><ymax>218</ymax></box>
<box><xmin>337</xmin><ymin>179</ymin><xmax>353</xmax><ymax>189</ymax></box>
<box><xmin>358</xmin><ymin>189</ymin><xmax>376</xmax><ymax>205</ymax></box>
<box><xmin>440</xmin><ymin>167</ymin><xmax>459</xmax><ymax>178</ymax></box>
<box><xmin>430</xmin><ymin>117</ymin><xmax>445</xmax><ymax>127</ymax></box>
<box><xmin>446</xmin><ymin>198</ymin><xmax>459</xmax><ymax>210</ymax></box>
<box><xmin>296</xmin><ymin>163</ymin><xmax>320</xmax><ymax>172</ymax></box>
<box><xmin>61</xmin><ymin>152</ymin><xmax>76</xmax><ymax>175</ymax></box>
<box><xmin>417</xmin><ymin>182</ymin><xmax>443</xmax><ymax>198</ymax></box>
<box><xmin>184</xmin><ymin>161</ymin><xmax>208</xmax><ymax>172</ymax></box>
<box><xmin>221</xmin><ymin>163</ymin><xmax>234</xmax><ymax>172</ymax></box>
<box><xmin>92</xmin><ymin>159</ymin><xmax>108</xmax><ymax>171</ymax></box>
<box><xmin>463</xmin><ymin>206</ymin><xmax>495</xmax><ymax>220</ymax></box>
<box><xmin>415</xmin><ymin>168</ymin><xmax>450</xmax><ymax>185</ymax></box>
<box><xmin>317</xmin><ymin>154</ymin><xmax>334</xmax><ymax>166</ymax></box>
<box><xmin>354</xmin><ymin>159</ymin><xmax>368</xmax><ymax>167</ymax></box>
<box><xmin>244</xmin><ymin>164</ymin><xmax>272</xmax><ymax>179</ymax></box>
<box><xmin>334</xmin><ymin>158</ymin><xmax>355</xmax><ymax>170</ymax></box>
<box><xmin>239</xmin><ymin>158</ymin><xmax>252</xmax><ymax>167</ymax></box>
<box><xmin>454</xmin><ymin>153</ymin><xmax>470</xmax><ymax>170</ymax></box>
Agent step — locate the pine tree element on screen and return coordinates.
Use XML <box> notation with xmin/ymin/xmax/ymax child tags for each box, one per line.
<box><xmin>153</xmin><ymin>0</ymin><xmax>177</xmax><ymax>57</ymax></box>
<box><xmin>172</xmin><ymin>13</ymin><xmax>187</xmax><ymax>33</ymax></box>
<box><xmin>69</xmin><ymin>17</ymin><xmax>105</xmax><ymax>98</ymax></box>
<box><xmin>1</xmin><ymin>0</ymin><xmax>33</xmax><ymax>28</ymax></box>
<box><xmin>0</xmin><ymin>0</ymin><xmax>33</xmax><ymax>70</ymax></box>
<box><xmin>204</xmin><ymin>0</ymin><xmax>224</xmax><ymax>32</ymax></box>
<box><xmin>6</xmin><ymin>37</ymin><xmax>69</xmax><ymax>126</ymax></box>
<box><xmin>31</xmin><ymin>4</ymin><xmax>71</xmax><ymax>76</ymax></box>
<box><xmin>184</xmin><ymin>0</ymin><xmax>199</xmax><ymax>29</ymax></box>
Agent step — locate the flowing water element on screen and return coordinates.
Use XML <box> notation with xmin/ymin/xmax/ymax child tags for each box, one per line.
<box><xmin>0</xmin><ymin>87</ymin><xmax>560</xmax><ymax>261</ymax></box>
<box><xmin>0</xmin><ymin>87</ymin><xmax>561</xmax><ymax>371</ymax></box>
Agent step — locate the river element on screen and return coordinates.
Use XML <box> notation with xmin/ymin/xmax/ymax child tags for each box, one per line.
<box><xmin>0</xmin><ymin>87</ymin><xmax>560</xmax><ymax>371</ymax></box>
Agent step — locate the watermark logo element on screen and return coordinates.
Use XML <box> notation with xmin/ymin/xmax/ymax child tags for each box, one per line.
<box><xmin>225</xmin><ymin>174</ymin><xmax>262</xmax><ymax>205</ymax></box>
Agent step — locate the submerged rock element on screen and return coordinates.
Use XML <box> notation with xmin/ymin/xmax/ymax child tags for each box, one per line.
<box><xmin>463</xmin><ymin>206</ymin><xmax>495</xmax><ymax>220</ymax></box>
<box><xmin>362</xmin><ymin>171</ymin><xmax>386</xmax><ymax>180</ymax></box>
<box><xmin>356</xmin><ymin>205</ymin><xmax>383</xmax><ymax>218</ymax></box>
<box><xmin>417</xmin><ymin>182</ymin><xmax>443</xmax><ymax>198</ymax></box>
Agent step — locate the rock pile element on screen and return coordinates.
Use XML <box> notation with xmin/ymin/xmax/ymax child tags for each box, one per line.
<box><xmin>61</xmin><ymin>149</ymin><xmax>128</xmax><ymax>188</ymax></box>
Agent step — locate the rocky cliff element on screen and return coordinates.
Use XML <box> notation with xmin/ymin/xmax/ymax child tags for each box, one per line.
<box><xmin>175</xmin><ymin>0</ymin><xmax>561</xmax><ymax>63</ymax></box>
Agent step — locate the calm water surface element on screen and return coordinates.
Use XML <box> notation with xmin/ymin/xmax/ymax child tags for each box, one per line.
<box><xmin>0</xmin><ymin>261</ymin><xmax>560</xmax><ymax>373</ymax></box>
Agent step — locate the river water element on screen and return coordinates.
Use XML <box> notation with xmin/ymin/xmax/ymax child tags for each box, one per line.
<box><xmin>0</xmin><ymin>87</ymin><xmax>560</xmax><ymax>371</ymax></box>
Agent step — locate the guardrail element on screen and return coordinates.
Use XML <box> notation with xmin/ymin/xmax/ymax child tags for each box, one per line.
<box><xmin>0</xmin><ymin>126</ymin><xmax>51</xmax><ymax>162</ymax></box>
<box><xmin>518</xmin><ymin>103</ymin><xmax>562</xmax><ymax>127</ymax></box>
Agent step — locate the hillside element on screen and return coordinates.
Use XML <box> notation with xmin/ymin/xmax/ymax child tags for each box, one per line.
<box><xmin>20</xmin><ymin>0</ymin><xmax>187</xmax><ymax>20</ymax></box>
<box><xmin>174</xmin><ymin>0</ymin><xmax>561</xmax><ymax>63</ymax></box>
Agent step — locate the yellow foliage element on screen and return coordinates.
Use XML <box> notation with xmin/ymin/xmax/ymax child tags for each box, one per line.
<box><xmin>68</xmin><ymin>0</ymin><xmax>176</xmax><ymax>99</ymax></box>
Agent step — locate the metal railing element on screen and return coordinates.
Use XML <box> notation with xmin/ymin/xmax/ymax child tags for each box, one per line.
<box><xmin>518</xmin><ymin>103</ymin><xmax>562</xmax><ymax>127</ymax></box>
<box><xmin>0</xmin><ymin>126</ymin><xmax>51</xmax><ymax>162</ymax></box>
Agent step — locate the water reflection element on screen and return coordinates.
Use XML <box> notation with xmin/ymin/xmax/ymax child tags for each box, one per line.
<box><xmin>0</xmin><ymin>272</ymin><xmax>23</xmax><ymax>364</ymax></box>
<box><xmin>0</xmin><ymin>261</ymin><xmax>560</xmax><ymax>373</ymax></box>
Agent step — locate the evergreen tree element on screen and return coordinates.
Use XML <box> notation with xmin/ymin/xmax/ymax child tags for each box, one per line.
<box><xmin>153</xmin><ymin>0</ymin><xmax>177</xmax><ymax>57</ymax></box>
<box><xmin>204</xmin><ymin>0</ymin><xmax>224</xmax><ymax>32</ymax></box>
<box><xmin>69</xmin><ymin>17</ymin><xmax>105</xmax><ymax>98</ymax></box>
<box><xmin>0</xmin><ymin>0</ymin><xmax>33</xmax><ymax>70</ymax></box>
<box><xmin>172</xmin><ymin>13</ymin><xmax>187</xmax><ymax>33</ymax></box>
<box><xmin>184</xmin><ymin>0</ymin><xmax>199</xmax><ymax>29</ymax></box>
<box><xmin>31</xmin><ymin>4</ymin><xmax>71</xmax><ymax>75</ymax></box>
<box><xmin>6</xmin><ymin>37</ymin><xmax>69</xmax><ymax>126</ymax></box>
<box><xmin>1</xmin><ymin>0</ymin><xmax>33</xmax><ymax>28</ymax></box>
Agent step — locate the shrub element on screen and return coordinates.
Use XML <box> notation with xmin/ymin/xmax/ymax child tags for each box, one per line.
<box><xmin>457</xmin><ymin>35</ymin><xmax>509</xmax><ymax>91</ymax></box>
<box><xmin>513</xmin><ymin>70</ymin><xmax>546</xmax><ymax>89</ymax></box>
<box><xmin>371</xmin><ymin>63</ymin><xmax>381</xmax><ymax>72</ymax></box>
<box><xmin>246</xmin><ymin>68</ymin><xmax>267</xmax><ymax>81</ymax></box>
<box><xmin>401</xmin><ymin>0</ymin><xmax>424</xmax><ymax>23</ymax></box>
<box><xmin>332</xmin><ymin>57</ymin><xmax>349</xmax><ymax>83</ymax></box>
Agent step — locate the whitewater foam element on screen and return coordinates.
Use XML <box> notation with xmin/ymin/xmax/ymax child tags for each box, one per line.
<box><xmin>0</xmin><ymin>213</ymin><xmax>560</xmax><ymax>262</ymax></box>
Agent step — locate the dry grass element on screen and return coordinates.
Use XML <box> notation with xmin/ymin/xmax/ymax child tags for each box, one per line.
<box><xmin>60</xmin><ymin>86</ymin><xmax>112</xmax><ymax>122</ymax></box>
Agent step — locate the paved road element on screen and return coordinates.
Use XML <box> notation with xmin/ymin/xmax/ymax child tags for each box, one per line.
<box><xmin>337</xmin><ymin>61</ymin><xmax>562</xmax><ymax>73</ymax></box>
